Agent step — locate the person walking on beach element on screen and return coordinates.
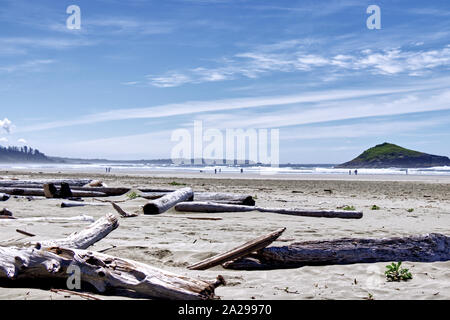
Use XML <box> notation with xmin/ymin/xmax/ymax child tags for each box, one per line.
<box><xmin>240</xmin><ymin>168</ymin><xmax>244</xmax><ymax>173</ymax></box>
<box><xmin>349</xmin><ymin>170</ymin><xmax>351</xmax><ymax>175</ymax></box>
<box><xmin>354</xmin><ymin>169</ymin><xmax>358</xmax><ymax>175</ymax></box>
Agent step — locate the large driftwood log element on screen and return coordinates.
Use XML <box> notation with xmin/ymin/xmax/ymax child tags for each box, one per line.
<box><xmin>140</xmin><ymin>192</ymin><xmax>255</xmax><ymax>206</ymax></box>
<box><xmin>0</xmin><ymin>213</ymin><xmax>225</xmax><ymax>299</ymax></box>
<box><xmin>0</xmin><ymin>193</ymin><xmax>10</xmax><ymax>201</ymax></box>
<box><xmin>223</xmin><ymin>233</ymin><xmax>450</xmax><ymax>270</ymax></box>
<box><xmin>143</xmin><ymin>188</ymin><xmax>194</xmax><ymax>215</ymax></box>
<box><xmin>0</xmin><ymin>246</ymin><xmax>224</xmax><ymax>300</ymax></box>
<box><xmin>194</xmin><ymin>193</ymin><xmax>255</xmax><ymax>206</ymax></box>
<box><xmin>35</xmin><ymin>214</ymin><xmax>119</xmax><ymax>249</ymax></box>
<box><xmin>188</xmin><ymin>228</ymin><xmax>286</xmax><ymax>270</ymax></box>
<box><xmin>0</xmin><ymin>187</ymin><xmax>107</xmax><ymax>198</ymax></box>
<box><xmin>0</xmin><ymin>179</ymin><xmax>92</xmax><ymax>187</ymax></box>
<box><xmin>175</xmin><ymin>202</ymin><xmax>363</xmax><ymax>219</ymax></box>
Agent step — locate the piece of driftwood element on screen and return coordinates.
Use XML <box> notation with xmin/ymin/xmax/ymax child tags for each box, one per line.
<box><xmin>60</xmin><ymin>202</ymin><xmax>109</xmax><ymax>208</ymax></box>
<box><xmin>140</xmin><ymin>192</ymin><xmax>255</xmax><ymax>206</ymax></box>
<box><xmin>175</xmin><ymin>202</ymin><xmax>363</xmax><ymax>219</ymax></box>
<box><xmin>111</xmin><ymin>203</ymin><xmax>139</xmax><ymax>218</ymax></box>
<box><xmin>0</xmin><ymin>187</ymin><xmax>106</xmax><ymax>198</ymax></box>
<box><xmin>143</xmin><ymin>188</ymin><xmax>194</xmax><ymax>215</ymax></box>
<box><xmin>0</xmin><ymin>214</ymin><xmax>225</xmax><ymax>300</ymax></box>
<box><xmin>0</xmin><ymin>246</ymin><xmax>224</xmax><ymax>300</ymax></box>
<box><xmin>0</xmin><ymin>193</ymin><xmax>10</xmax><ymax>201</ymax></box>
<box><xmin>0</xmin><ymin>208</ymin><xmax>13</xmax><ymax>217</ymax></box>
<box><xmin>187</xmin><ymin>228</ymin><xmax>286</xmax><ymax>270</ymax></box>
<box><xmin>35</xmin><ymin>213</ymin><xmax>119</xmax><ymax>249</ymax></box>
<box><xmin>157</xmin><ymin>215</ymin><xmax>223</xmax><ymax>221</ymax></box>
<box><xmin>16</xmin><ymin>229</ymin><xmax>35</xmax><ymax>237</ymax></box>
<box><xmin>0</xmin><ymin>179</ymin><xmax>92</xmax><ymax>187</ymax></box>
<box><xmin>223</xmin><ymin>233</ymin><xmax>450</xmax><ymax>270</ymax></box>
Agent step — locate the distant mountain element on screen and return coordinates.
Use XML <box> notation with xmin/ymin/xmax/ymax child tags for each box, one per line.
<box><xmin>0</xmin><ymin>146</ymin><xmax>52</xmax><ymax>163</ymax></box>
<box><xmin>337</xmin><ymin>143</ymin><xmax>450</xmax><ymax>168</ymax></box>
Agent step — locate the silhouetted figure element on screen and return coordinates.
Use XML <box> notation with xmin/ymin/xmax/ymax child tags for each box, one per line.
<box><xmin>354</xmin><ymin>169</ymin><xmax>358</xmax><ymax>175</ymax></box>
<box><xmin>215</xmin><ymin>169</ymin><xmax>217</xmax><ymax>174</ymax></box>
<box><xmin>240</xmin><ymin>168</ymin><xmax>244</xmax><ymax>173</ymax></box>
<box><xmin>349</xmin><ymin>170</ymin><xmax>351</xmax><ymax>175</ymax></box>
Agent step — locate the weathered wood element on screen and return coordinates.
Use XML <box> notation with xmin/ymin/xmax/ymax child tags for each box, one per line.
<box><xmin>0</xmin><ymin>214</ymin><xmax>225</xmax><ymax>300</ymax></box>
<box><xmin>0</xmin><ymin>246</ymin><xmax>225</xmax><ymax>300</ymax></box>
<box><xmin>143</xmin><ymin>188</ymin><xmax>194</xmax><ymax>215</ymax></box>
<box><xmin>61</xmin><ymin>202</ymin><xmax>109</xmax><ymax>208</ymax></box>
<box><xmin>188</xmin><ymin>228</ymin><xmax>286</xmax><ymax>270</ymax></box>
<box><xmin>0</xmin><ymin>193</ymin><xmax>10</xmax><ymax>201</ymax></box>
<box><xmin>0</xmin><ymin>208</ymin><xmax>13</xmax><ymax>217</ymax></box>
<box><xmin>140</xmin><ymin>192</ymin><xmax>256</xmax><ymax>206</ymax></box>
<box><xmin>36</xmin><ymin>213</ymin><xmax>119</xmax><ymax>249</ymax></box>
<box><xmin>111</xmin><ymin>203</ymin><xmax>139</xmax><ymax>218</ymax></box>
<box><xmin>175</xmin><ymin>202</ymin><xmax>363</xmax><ymax>219</ymax></box>
<box><xmin>16</xmin><ymin>229</ymin><xmax>36</xmax><ymax>237</ymax></box>
<box><xmin>0</xmin><ymin>187</ymin><xmax>107</xmax><ymax>198</ymax></box>
<box><xmin>5</xmin><ymin>185</ymin><xmax>129</xmax><ymax>197</ymax></box>
<box><xmin>0</xmin><ymin>179</ymin><xmax>92</xmax><ymax>187</ymax></box>
<box><xmin>156</xmin><ymin>215</ymin><xmax>223</xmax><ymax>221</ymax></box>
<box><xmin>194</xmin><ymin>193</ymin><xmax>255</xmax><ymax>206</ymax></box>
<box><xmin>223</xmin><ymin>233</ymin><xmax>450</xmax><ymax>270</ymax></box>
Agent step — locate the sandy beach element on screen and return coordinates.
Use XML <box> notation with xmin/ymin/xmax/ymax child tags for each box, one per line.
<box><xmin>0</xmin><ymin>169</ymin><xmax>449</xmax><ymax>300</ymax></box>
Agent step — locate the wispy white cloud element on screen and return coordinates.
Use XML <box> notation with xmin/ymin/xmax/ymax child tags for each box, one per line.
<box><xmin>0</xmin><ymin>59</ymin><xmax>55</xmax><ymax>73</ymax></box>
<box><xmin>16</xmin><ymin>86</ymin><xmax>418</xmax><ymax>133</ymax></box>
<box><xmin>17</xmin><ymin>138</ymin><xmax>27</xmax><ymax>144</ymax></box>
<box><xmin>142</xmin><ymin>43</ymin><xmax>450</xmax><ymax>87</ymax></box>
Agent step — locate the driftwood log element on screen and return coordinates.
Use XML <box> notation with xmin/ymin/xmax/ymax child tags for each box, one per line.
<box><xmin>223</xmin><ymin>233</ymin><xmax>450</xmax><ymax>270</ymax></box>
<box><xmin>143</xmin><ymin>188</ymin><xmax>194</xmax><ymax>215</ymax></box>
<box><xmin>140</xmin><ymin>192</ymin><xmax>255</xmax><ymax>206</ymax></box>
<box><xmin>0</xmin><ymin>193</ymin><xmax>10</xmax><ymax>201</ymax></box>
<box><xmin>188</xmin><ymin>228</ymin><xmax>285</xmax><ymax>270</ymax></box>
<box><xmin>0</xmin><ymin>214</ymin><xmax>224</xmax><ymax>299</ymax></box>
<box><xmin>0</xmin><ymin>187</ymin><xmax>107</xmax><ymax>198</ymax></box>
<box><xmin>61</xmin><ymin>202</ymin><xmax>109</xmax><ymax>208</ymax></box>
<box><xmin>0</xmin><ymin>179</ymin><xmax>93</xmax><ymax>187</ymax></box>
<box><xmin>175</xmin><ymin>202</ymin><xmax>363</xmax><ymax>219</ymax></box>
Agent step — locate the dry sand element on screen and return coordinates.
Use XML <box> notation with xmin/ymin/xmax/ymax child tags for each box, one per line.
<box><xmin>0</xmin><ymin>169</ymin><xmax>449</xmax><ymax>300</ymax></box>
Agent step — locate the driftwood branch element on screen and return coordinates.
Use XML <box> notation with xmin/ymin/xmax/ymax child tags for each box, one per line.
<box><xmin>175</xmin><ymin>201</ymin><xmax>363</xmax><ymax>219</ymax></box>
<box><xmin>0</xmin><ymin>193</ymin><xmax>10</xmax><ymax>201</ymax></box>
<box><xmin>0</xmin><ymin>179</ymin><xmax>93</xmax><ymax>188</ymax></box>
<box><xmin>223</xmin><ymin>233</ymin><xmax>450</xmax><ymax>270</ymax></box>
<box><xmin>188</xmin><ymin>228</ymin><xmax>286</xmax><ymax>270</ymax></box>
<box><xmin>0</xmin><ymin>187</ymin><xmax>107</xmax><ymax>198</ymax></box>
<box><xmin>111</xmin><ymin>203</ymin><xmax>139</xmax><ymax>218</ymax></box>
<box><xmin>143</xmin><ymin>188</ymin><xmax>194</xmax><ymax>215</ymax></box>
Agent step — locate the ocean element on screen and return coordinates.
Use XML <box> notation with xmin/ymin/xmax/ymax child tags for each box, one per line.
<box><xmin>1</xmin><ymin>163</ymin><xmax>450</xmax><ymax>176</ymax></box>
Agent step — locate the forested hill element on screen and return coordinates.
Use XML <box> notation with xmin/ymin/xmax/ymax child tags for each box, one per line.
<box><xmin>0</xmin><ymin>146</ymin><xmax>52</xmax><ymax>163</ymax></box>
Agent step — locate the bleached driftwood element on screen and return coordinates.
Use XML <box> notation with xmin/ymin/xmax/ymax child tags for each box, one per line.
<box><xmin>143</xmin><ymin>188</ymin><xmax>194</xmax><ymax>215</ymax></box>
<box><xmin>0</xmin><ymin>213</ymin><xmax>225</xmax><ymax>299</ymax></box>
<box><xmin>0</xmin><ymin>246</ymin><xmax>224</xmax><ymax>300</ymax></box>
<box><xmin>188</xmin><ymin>228</ymin><xmax>286</xmax><ymax>270</ymax></box>
<box><xmin>0</xmin><ymin>208</ymin><xmax>13</xmax><ymax>217</ymax></box>
<box><xmin>0</xmin><ymin>215</ymin><xmax>95</xmax><ymax>223</ymax></box>
<box><xmin>223</xmin><ymin>233</ymin><xmax>450</xmax><ymax>270</ymax></box>
<box><xmin>140</xmin><ymin>192</ymin><xmax>255</xmax><ymax>206</ymax></box>
<box><xmin>0</xmin><ymin>193</ymin><xmax>9</xmax><ymax>201</ymax></box>
<box><xmin>194</xmin><ymin>193</ymin><xmax>255</xmax><ymax>206</ymax></box>
<box><xmin>175</xmin><ymin>202</ymin><xmax>363</xmax><ymax>219</ymax></box>
<box><xmin>111</xmin><ymin>203</ymin><xmax>139</xmax><ymax>218</ymax></box>
<box><xmin>35</xmin><ymin>214</ymin><xmax>119</xmax><ymax>249</ymax></box>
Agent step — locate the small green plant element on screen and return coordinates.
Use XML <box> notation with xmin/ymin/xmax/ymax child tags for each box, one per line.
<box><xmin>168</xmin><ymin>181</ymin><xmax>187</xmax><ymax>186</ymax></box>
<box><xmin>342</xmin><ymin>205</ymin><xmax>356</xmax><ymax>211</ymax></box>
<box><xmin>371</xmin><ymin>205</ymin><xmax>380</xmax><ymax>210</ymax></box>
<box><xmin>385</xmin><ymin>262</ymin><xmax>413</xmax><ymax>282</ymax></box>
<box><xmin>127</xmin><ymin>191</ymin><xmax>139</xmax><ymax>200</ymax></box>
<box><xmin>406</xmin><ymin>208</ymin><xmax>414</xmax><ymax>213</ymax></box>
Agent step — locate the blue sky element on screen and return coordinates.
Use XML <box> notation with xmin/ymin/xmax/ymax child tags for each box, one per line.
<box><xmin>1</xmin><ymin>0</ymin><xmax>450</xmax><ymax>163</ymax></box>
